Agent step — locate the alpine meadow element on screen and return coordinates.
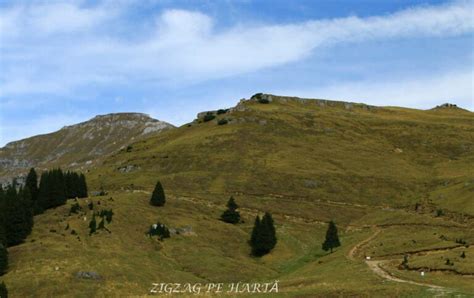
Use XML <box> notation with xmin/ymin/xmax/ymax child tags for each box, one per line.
<box><xmin>0</xmin><ymin>0</ymin><xmax>473</xmax><ymax>297</ymax></box>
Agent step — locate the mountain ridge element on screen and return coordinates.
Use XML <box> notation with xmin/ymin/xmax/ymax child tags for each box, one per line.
<box><xmin>0</xmin><ymin>112</ymin><xmax>175</xmax><ymax>183</ymax></box>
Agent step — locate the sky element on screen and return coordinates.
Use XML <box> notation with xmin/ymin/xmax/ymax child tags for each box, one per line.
<box><xmin>0</xmin><ymin>0</ymin><xmax>473</xmax><ymax>146</ymax></box>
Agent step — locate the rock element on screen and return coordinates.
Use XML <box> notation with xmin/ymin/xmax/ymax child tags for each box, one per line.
<box><xmin>75</xmin><ymin>271</ymin><xmax>102</xmax><ymax>280</ymax></box>
<box><xmin>117</xmin><ymin>164</ymin><xmax>141</xmax><ymax>173</ymax></box>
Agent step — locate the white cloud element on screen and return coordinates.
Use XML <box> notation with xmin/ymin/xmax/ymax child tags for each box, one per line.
<box><xmin>0</xmin><ymin>0</ymin><xmax>472</xmax><ymax>96</ymax></box>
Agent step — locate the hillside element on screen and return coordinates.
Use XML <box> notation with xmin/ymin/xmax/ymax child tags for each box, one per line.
<box><xmin>1</xmin><ymin>95</ymin><xmax>473</xmax><ymax>297</ymax></box>
<box><xmin>88</xmin><ymin>94</ymin><xmax>474</xmax><ymax>215</ymax></box>
<box><xmin>0</xmin><ymin>113</ymin><xmax>174</xmax><ymax>184</ymax></box>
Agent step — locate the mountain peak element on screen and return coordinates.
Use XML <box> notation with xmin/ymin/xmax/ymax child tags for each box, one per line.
<box><xmin>0</xmin><ymin>113</ymin><xmax>175</xmax><ymax>181</ymax></box>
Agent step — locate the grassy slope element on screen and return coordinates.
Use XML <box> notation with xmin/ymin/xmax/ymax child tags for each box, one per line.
<box><xmin>89</xmin><ymin>96</ymin><xmax>473</xmax><ymax>213</ymax></box>
<box><xmin>2</xmin><ymin>96</ymin><xmax>473</xmax><ymax>296</ymax></box>
<box><xmin>3</xmin><ymin>192</ymin><xmax>472</xmax><ymax>297</ymax></box>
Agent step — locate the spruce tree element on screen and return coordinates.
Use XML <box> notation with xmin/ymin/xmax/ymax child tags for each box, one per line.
<box><xmin>4</xmin><ymin>184</ymin><xmax>29</xmax><ymax>246</ymax></box>
<box><xmin>0</xmin><ymin>243</ymin><xmax>7</xmax><ymax>275</ymax></box>
<box><xmin>150</xmin><ymin>181</ymin><xmax>166</xmax><ymax>206</ymax></box>
<box><xmin>89</xmin><ymin>214</ymin><xmax>97</xmax><ymax>235</ymax></box>
<box><xmin>79</xmin><ymin>173</ymin><xmax>88</xmax><ymax>198</ymax></box>
<box><xmin>221</xmin><ymin>197</ymin><xmax>240</xmax><ymax>224</ymax></box>
<box><xmin>0</xmin><ymin>282</ymin><xmax>7</xmax><ymax>298</ymax></box>
<box><xmin>322</xmin><ymin>220</ymin><xmax>341</xmax><ymax>253</ymax></box>
<box><xmin>261</xmin><ymin>212</ymin><xmax>277</xmax><ymax>251</ymax></box>
<box><xmin>36</xmin><ymin>171</ymin><xmax>50</xmax><ymax>214</ymax></box>
<box><xmin>25</xmin><ymin>168</ymin><xmax>38</xmax><ymax>203</ymax></box>
<box><xmin>250</xmin><ymin>213</ymin><xmax>277</xmax><ymax>256</ymax></box>
<box><xmin>0</xmin><ymin>187</ymin><xmax>7</xmax><ymax>246</ymax></box>
<box><xmin>18</xmin><ymin>187</ymin><xmax>34</xmax><ymax>235</ymax></box>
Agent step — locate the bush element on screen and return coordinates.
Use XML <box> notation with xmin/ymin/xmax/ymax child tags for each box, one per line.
<box><xmin>217</xmin><ymin>109</ymin><xmax>228</xmax><ymax>115</ymax></box>
<box><xmin>147</xmin><ymin>222</ymin><xmax>170</xmax><ymax>240</ymax></box>
<box><xmin>258</xmin><ymin>98</ymin><xmax>270</xmax><ymax>104</ymax></box>
<box><xmin>217</xmin><ymin>119</ymin><xmax>228</xmax><ymax>125</ymax></box>
<box><xmin>69</xmin><ymin>203</ymin><xmax>82</xmax><ymax>215</ymax></box>
<box><xmin>126</xmin><ymin>145</ymin><xmax>133</xmax><ymax>152</ymax></box>
<box><xmin>203</xmin><ymin>113</ymin><xmax>216</xmax><ymax>122</ymax></box>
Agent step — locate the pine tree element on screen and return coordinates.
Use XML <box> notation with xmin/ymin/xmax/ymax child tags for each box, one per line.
<box><xmin>150</xmin><ymin>181</ymin><xmax>166</xmax><ymax>206</ymax></box>
<box><xmin>250</xmin><ymin>213</ymin><xmax>277</xmax><ymax>256</ymax></box>
<box><xmin>18</xmin><ymin>187</ymin><xmax>34</xmax><ymax>235</ymax></box>
<box><xmin>79</xmin><ymin>173</ymin><xmax>88</xmax><ymax>198</ymax></box>
<box><xmin>25</xmin><ymin>168</ymin><xmax>38</xmax><ymax>203</ymax></box>
<box><xmin>0</xmin><ymin>243</ymin><xmax>7</xmax><ymax>275</ymax></box>
<box><xmin>0</xmin><ymin>187</ymin><xmax>7</xmax><ymax>246</ymax></box>
<box><xmin>250</xmin><ymin>216</ymin><xmax>261</xmax><ymax>250</ymax></box>
<box><xmin>36</xmin><ymin>171</ymin><xmax>50</xmax><ymax>214</ymax></box>
<box><xmin>4</xmin><ymin>184</ymin><xmax>29</xmax><ymax>246</ymax></box>
<box><xmin>322</xmin><ymin>220</ymin><xmax>341</xmax><ymax>253</ymax></box>
<box><xmin>89</xmin><ymin>214</ymin><xmax>97</xmax><ymax>235</ymax></box>
<box><xmin>221</xmin><ymin>197</ymin><xmax>240</xmax><ymax>224</ymax></box>
<box><xmin>0</xmin><ymin>282</ymin><xmax>7</xmax><ymax>298</ymax></box>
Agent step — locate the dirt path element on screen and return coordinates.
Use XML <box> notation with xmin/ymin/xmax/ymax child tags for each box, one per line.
<box><xmin>348</xmin><ymin>228</ymin><xmax>449</xmax><ymax>291</ymax></box>
<box><xmin>366</xmin><ymin>260</ymin><xmax>444</xmax><ymax>289</ymax></box>
<box><xmin>347</xmin><ymin>227</ymin><xmax>381</xmax><ymax>261</ymax></box>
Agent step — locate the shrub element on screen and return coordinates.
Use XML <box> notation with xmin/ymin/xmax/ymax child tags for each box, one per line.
<box><xmin>217</xmin><ymin>119</ymin><xmax>228</xmax><ymax>125</ymax></box>
<box><xmin>217</xmin><ymin>109</ymin><xmax>228</xmax><ymax>115</ymax></box>
<box><xmin>147</xmin><ymin>222</ymin><xmax>170</xmax><ymax>240</ymax></box>
<box><xmin>203</xmin><ymin>113</ymin><xmax>216</xmax><ymax>122</ymax></box>
<box><xmin>69</xmin><ymin>203</ymin><xmax>82</xmax><ymax>215</ymax></box>
<box><xmin>126</xmin><ymin>145</ymin><xmax>133</xmax><ymax>152</ymax></box>
<box><xmin>258</xmin><ymin>98</ymin><xmax>270</xmax><ymax>104</ymax></box>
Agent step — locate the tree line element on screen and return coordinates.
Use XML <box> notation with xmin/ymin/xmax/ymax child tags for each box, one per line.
<box><xmin>0</xmin><ymin>167</ymin><xmax>88</xmax><ymax>296</ymax></box>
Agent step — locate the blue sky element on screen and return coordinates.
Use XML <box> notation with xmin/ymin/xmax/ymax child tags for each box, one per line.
<box><xmin>0</xmin><ymin>0</ymin><xmax>473</xmax><ymax>146</ymax></box>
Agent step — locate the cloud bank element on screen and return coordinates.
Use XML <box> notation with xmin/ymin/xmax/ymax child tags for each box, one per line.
<box><xmin>0</xmin><ymin>0</ymin><xmax>472</xmax><ymax>96</ymax></box>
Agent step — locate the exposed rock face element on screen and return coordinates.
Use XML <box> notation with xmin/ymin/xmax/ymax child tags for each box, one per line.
<box><xmin>0</xmin><ymin>113</ymin><xmax>175</xmax><ymax>182</ymax></box>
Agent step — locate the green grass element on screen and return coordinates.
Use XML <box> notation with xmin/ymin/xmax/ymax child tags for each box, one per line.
<box><xmin>2</xmin><ymin>190</ymin><xmax>473</xmax><ymax>296</ymax></box>
<box><xmin>88</xmin><ymin>96</ymin><xmax>474</xmax><ymax>216</ymax></box>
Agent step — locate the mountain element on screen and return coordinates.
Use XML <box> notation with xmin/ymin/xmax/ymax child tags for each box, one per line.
<box><xmin>0</xmin><ymin>113</ymin><xmax>174</xmax><ymax>183</ymax></box>
<box><xmin>2</xmin><ymin>95</ymin><xmax>473</xmax><ymax>297</ymax></box>
<box><xmin>88</xmin><ymin>94</ymin><xmax>474</xmax><ymax>215</ymax></box>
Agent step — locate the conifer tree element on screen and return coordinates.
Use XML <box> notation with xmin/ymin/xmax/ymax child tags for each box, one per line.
<box><xmin>0</xmin><ymin>281</ymin><xmax>7</xmax><ymax>298</ymax></box>
<box><xmin>322</xmin><ymin>220</ymin><xmax>341</xmax><ymax>253</ymax></box>
<box><xmin>250</xmin><ymin>213</ymin><xmax>277</xmax><ymax>256</ymax></box>
<box><xmin>0</xmin><ymin>187</ymin><xmax>7</xmax><ymax>246</ymax></box>
<box><xmin>4</xmin><ymin>184</ymin><xmax>29</xmax><ymax>246</ymax></box>
<box><xmin>0</xmin><ymin>243</ymin><xmax>7</xmax><ymax>275</ymax></box>
<box><xmin>150</xmin><ymin>181</ymin><xmax>166</xmax><ymax>206</ymax></box>
<box><xmin>250</xmin><ymin>216</ymin><xmax>261</xmax><ymax>251</ymax></box>
<box><xmin>18</xmin><ymin>187</ymin><xmax>34</xmax><ymax>235</ymax></box>
<box><xmin>221</xmin><ymin>197</ymin><xmax>240</xmax><ymax>224</ymax></box>
<box><xmin>25</xmin><ymin>168</ymin><xmax>38</xmax><ymax>203</ymax></box>
<box><xmin>79</xmin><ymin>173</ymin><xmax>88</xmax><ymax>198</ymax></box>
<box><xmin>89</xmin><ymin>214</ymin><xmax>97</xmax><ymax>235</ymax></box>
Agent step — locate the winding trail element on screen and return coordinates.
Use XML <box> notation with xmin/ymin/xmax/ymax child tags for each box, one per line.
<box><xmin>347</xmin><ymin>227</ymin><xmax>381</xmax><ymax>261</ymax></box>
<box><xmin>347</xmin><ymin>228</ymin><xmax>449</xmax><ymax>291</ymax></box>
